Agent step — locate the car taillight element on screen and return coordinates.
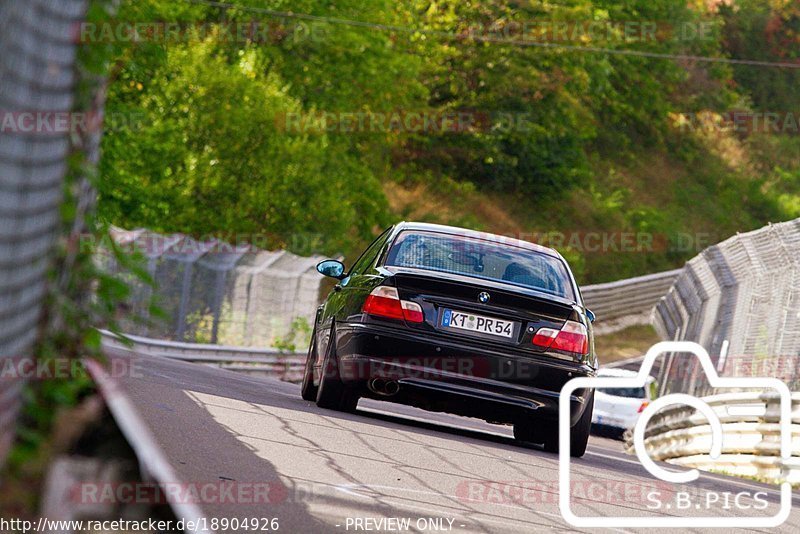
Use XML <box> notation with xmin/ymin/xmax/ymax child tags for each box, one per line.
<box><xmin>400</xmin><ymin>300</ymin><xmax>424</xmax><ymax>323</ymax></box>
<box><xmin>532</xmin><ymin>327</ymin><xmax>559</xmax><ymax>347</ymax></box>
<box><xmin>638</xmin><ymin>401</ymin><xmax>649</xmax><ymax>413</ymax></box>
<box><xmin>531</xmin><ymin>320</ymin><xmax>589</xmax><ymax>355</ymax></box>
<box><xmin>362</xmin><ymin>286</ymin><xmax>424</xmax><ymax>323</ymax></box>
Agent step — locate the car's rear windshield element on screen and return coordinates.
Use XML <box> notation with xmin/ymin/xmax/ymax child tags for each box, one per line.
<box><xmin>602</xmin><ymin>387</ymin><xmax>647</xmax><ymax>399</ymax></box>
<box><xmin>384</xmin><ymin>230</ymin><xmax>575</xmax><ymax>300</ymax></box>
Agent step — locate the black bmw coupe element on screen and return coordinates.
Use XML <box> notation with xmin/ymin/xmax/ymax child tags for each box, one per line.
<box><xmin>301</xmin><ymin>222</ymin><xmax>597</xmax><ymax>456</ymax></box>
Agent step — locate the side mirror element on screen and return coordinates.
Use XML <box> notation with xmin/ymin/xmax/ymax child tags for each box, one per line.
<box><xmin>586</xmin><ymin>309</ymin><xmax>596</xmax><ymax>323</ymax></box>
<box><xmin>316</xmin><ymin>259</ymin><xmax>345</xmax><ymax>279</ymax></box>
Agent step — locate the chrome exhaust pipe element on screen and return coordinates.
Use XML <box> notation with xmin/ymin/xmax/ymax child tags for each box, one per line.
<box><xmin>368</xmin><ymin>378</ymin><xmax>386</xmax><ymax>395</ymax></box>
<box><xmin>384</xmin><ymin>380</ymin><xmax>399</xmax><ymax>395</ymax></box>
<box><xmin>368</xmin><ymin>378</ymin><xmax>399</xmax><ymax>396</ymax></box>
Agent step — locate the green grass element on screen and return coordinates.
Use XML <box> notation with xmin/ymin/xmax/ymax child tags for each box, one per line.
<box><xmin>595</xmin><ymin>324</ymin><xmax>662</xmax><ymax>365</ymax></box>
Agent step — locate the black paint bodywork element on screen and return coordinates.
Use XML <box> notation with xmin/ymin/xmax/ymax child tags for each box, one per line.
<box><xmin>308</xmin><ymin>222</ymin><xmax>598</xmax><ymax>427</ymax></box>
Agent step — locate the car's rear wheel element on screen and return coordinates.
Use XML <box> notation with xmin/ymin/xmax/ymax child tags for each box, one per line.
<box><xmin>300</xmin><ymin>327</ymin><xmax>318</xmax><ymax>401</ymax></box>
<box><xmin>315</xmin><ymin>324</ymin><xmax>359</xmax><ymax>412</ymax></box>
<box><xmin>514</xmin><ymin>393</ymin><xmax>594</xmax><ymax>457</ymax></box>
<box><xmin>513</xmin><ymin>417</ymin><xmax>557</xmax><ymax>451</ymax></box>
<box><xmin>568</xmin><ymin>393</ymin><xmax>594</xmax><ymax>457</ymax></box>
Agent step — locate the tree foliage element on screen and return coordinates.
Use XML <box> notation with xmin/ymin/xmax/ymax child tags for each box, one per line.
<box><xmin>98</xmin><ymin>0</ymin><xmax>800</xmax><ymax>276</ymax></box>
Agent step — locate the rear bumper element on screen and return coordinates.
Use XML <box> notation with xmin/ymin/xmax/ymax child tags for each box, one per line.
<box><xmin>333</xmin><ymin>322</ymin><xmax>595</xmax><ymax>425</ymax></box>
<box><xmin>591</xmin><ymin>408</ymin><xmax>639</xmax><ymax>430</ymax></box>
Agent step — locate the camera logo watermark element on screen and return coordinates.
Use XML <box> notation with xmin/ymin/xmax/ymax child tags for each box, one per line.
<box><xmin>559</xmin><ymin>341</ymin><xmax>792</xmax><ymax>528</ymax></box>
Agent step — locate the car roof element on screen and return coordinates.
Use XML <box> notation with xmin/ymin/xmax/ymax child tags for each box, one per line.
<box><xmin>393</xmin><ymin>221</ymin><xmax>562</xmax><ymax>259</ymax></box>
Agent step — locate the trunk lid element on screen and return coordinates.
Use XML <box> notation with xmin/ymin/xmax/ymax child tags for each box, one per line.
<box><xmin>384</xmin><ymin>266</ymin><xmax>576</xmax><ymax>351</ymax></box>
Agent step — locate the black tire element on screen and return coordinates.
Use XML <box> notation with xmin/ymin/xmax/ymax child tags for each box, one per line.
<box><xmin>315</xmin><ymin>324</ymin><xmax>359</xmax><ymax>412</ymax></box>
<box><xmin>300</xmin><ymin>327</ymin><xmax>318</xmax><ymax>402</ymax></box>
<box><xmin>513</xmin><ymin>392</ymin><xmax>594</xmax><ymax>458</ymax></box>
<box><xmin>513</xmin><ymin>417</ymin><xmax>558</xmax><ymax>451</ymax></box>
<box><xmin>569</xmin><ymin>392</ymin><xmax>594</xmax><ymax>457</ymax></box>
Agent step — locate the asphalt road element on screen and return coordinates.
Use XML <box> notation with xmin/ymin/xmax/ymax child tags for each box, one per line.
<box><xmin>107</xmin><ymin>348</ymin><xmax>800</xmax><ymax>534</ymax></box>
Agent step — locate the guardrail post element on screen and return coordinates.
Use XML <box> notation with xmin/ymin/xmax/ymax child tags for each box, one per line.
<box><xmin>753</xmin><ymin>391</ymin><xmax>785</xmax><ymax>483</ymax></box>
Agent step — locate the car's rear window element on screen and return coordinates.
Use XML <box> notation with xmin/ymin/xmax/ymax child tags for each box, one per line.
<box><xmin>602</xmin><ymin>387</ymin><xmax>647</xmax><ymax>399</ymax></box>
<box><xmin>384</xmin><ymin>230</ymin><xmax>574</xmax><ymax>300</ymax></box>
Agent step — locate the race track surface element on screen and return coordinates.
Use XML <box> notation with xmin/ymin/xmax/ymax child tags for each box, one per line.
<box><xmin>106</xmin><ymin>348</ymin><xmax>800</xmax><ymax>534</ymax></box>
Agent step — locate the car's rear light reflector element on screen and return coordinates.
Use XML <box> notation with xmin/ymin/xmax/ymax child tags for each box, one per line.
<box><xmin>532</xmin><ymin>320</ymin><xmax>589</xmax><ymax>355</ymax></box>
<box><xmin>550</xmin><ymin>320</ymin><xmax>589</xmax><ymax>355</ymax></box>
<box><xmin>638</xmin><ymin>401</ymin><xmax>649</xmax><ymax>413</ymax></box>
<box><xmin>363</xmin><ymin>286</ymin><xmax>404</xmax><ymax>320</ymax></box>
<box><xmin>532</xmin><ymin>328</ymin><xmax>559</xmax><ymax>348</ymax></box>
<box><xmin>362</xmin><ymin>286</ymin><xmax>424</xmax><ymax>323</ymax></box>
<box><xmin>401</xmin><ymin>301</ymin><xmax>424</xmax><ymax>323</ymax></box>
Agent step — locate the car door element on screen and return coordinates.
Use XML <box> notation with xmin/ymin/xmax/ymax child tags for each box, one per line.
<box><xmin>315</xmin><ymin>227</ymin><xmax>393</xmax><ymax>366</ymax></box>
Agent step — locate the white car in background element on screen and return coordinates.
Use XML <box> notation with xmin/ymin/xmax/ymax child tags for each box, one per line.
<box><xmin>591</xmin><ymin>368</ymin><xmax>657</xmax><ymax>437</ymax></box>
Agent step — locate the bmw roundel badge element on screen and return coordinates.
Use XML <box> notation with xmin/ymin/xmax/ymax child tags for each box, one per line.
<box><xmin>478</xmin><ymin>291</ymin><xmax>490</xmax><ymax>304</ymax></box>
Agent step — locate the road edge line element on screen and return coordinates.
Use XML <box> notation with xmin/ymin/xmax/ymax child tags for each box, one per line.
<box><xmin>84</xmin><ymin>358</ymin><xmax>214</xmax><ymax>534</ymax></box>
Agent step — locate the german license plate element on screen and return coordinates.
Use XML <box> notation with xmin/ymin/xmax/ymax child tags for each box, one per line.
<box><xmin>441</xmin><ymin>308</ymin><xmax>514</xmax><ymax>338</ymax></box>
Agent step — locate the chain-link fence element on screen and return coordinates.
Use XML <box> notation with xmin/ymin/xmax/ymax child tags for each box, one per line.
<box><xmin>102</xmin><ymin>228</ymin><xmax>327</xmax><ymax>347</ymax></box>
<box><xmin>653</xmin><ymin>218</ymin><xmax>800</xmax><ymax>395</ymax></box>
<box><xmin>0</xmin><ymin>0</ymin><xmax>93</xmax><ymax>466</ymax></box>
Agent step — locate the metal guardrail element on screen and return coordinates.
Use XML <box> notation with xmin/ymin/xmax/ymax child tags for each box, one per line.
<box><xmin>97</xmin><ymin>269</ymin><xmax>687</xmax><ymax>383</ymax></box>
<box><xmin>653</xmin><ymin>218</ymin><xmax>800</xmax><ymax>396</ymax></box>
<box><xmin>103</xmin><ymin>228</ymin><xmax>327</xmax><ymax>347</ymax></box>
<box><xmin>582</xmin><ymin>269</ymin><xmax>682</xmax><ymax>322</ymax></box>
<box><xmin>625</xmin><ymin>392</ymin><xmax>800</xmax><ymax>484</ymax></box>
<box><xmin>100</xmin><ymin>330</ymin><xmax>307</xmax><ymax>382</ymax></box>
<box><xmin>7</xmin><ymin>269</ymin><xmax>682</xmax><ymax>464</ymax></box>
<box><xmin>105</xmin><ymin>233</ymin><xmax>681</xmax><ymax>348</ymax></box>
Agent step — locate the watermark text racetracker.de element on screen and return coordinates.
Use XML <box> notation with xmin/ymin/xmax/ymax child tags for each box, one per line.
<box><xmin>0</xmin><ymin>517</ymin><xmax>279</xmax><ymax>532</ymax></box>
<box><xmin>72</xmin><ymin>481</ymin><xmax>286</xmax><ymax>505</ymax></box>
<box><xmin>457</xmin><ymin>479</ymin><xmax>770</xmax><ymax>511</ymax></box>
<box><xmin>0</xmin><ymin>357</ymin><xmax>141</xmax><ymax>381</ymax></box>
<box><xmin>74</xmin><ymin>19</ymin><xmax>716</xmax><ymax>45</ymax></box>
<box><xmin>0</xmin><ymin>110</ymin><xmax>146</xmax><ymax>135</ymax></box>
<box><xmin>675</xmin><ymin>111</ymin><xmax>800</xmax><ymax>136</ymax></box>
<box><xmin>76</xmin><ymin>229</ymin><xmax>720</xmax><ymax>257</ymax></box>
<box><xmin>76</xmin><ymin>20</ymin><xmax>328</xmax><ymax>44</ymax></box>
